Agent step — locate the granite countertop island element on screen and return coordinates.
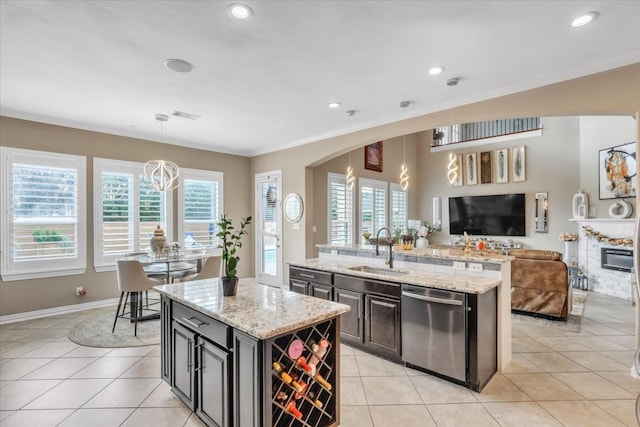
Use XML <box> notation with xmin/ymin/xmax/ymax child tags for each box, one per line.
<box><xmin>154</xmin><ymin>277</ymin><xmax>350</xmax><ymax>339</ymax></box>
<box><xmin>289</xmin><ymin>258</ymin><xmax>501</xmax><ymax>294</ymax></box>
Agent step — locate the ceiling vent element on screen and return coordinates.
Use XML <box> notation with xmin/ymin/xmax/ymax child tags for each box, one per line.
<box><xmin>172</xmin><ymin>110</ymin><xmax>202</xmax><ymax>120</ymax></box>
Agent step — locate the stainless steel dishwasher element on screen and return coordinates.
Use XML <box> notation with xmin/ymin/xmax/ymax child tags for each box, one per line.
<box><xmin>401</xmin><ymin>284</ymin><xmax>467</xmax><ymax>382</ymax></box>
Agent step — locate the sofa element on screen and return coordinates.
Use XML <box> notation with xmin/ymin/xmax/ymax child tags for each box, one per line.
<box><xmin>509</xmin><ymin>249</ymin><xmax>569</xmax><ymax>319</ymax></box>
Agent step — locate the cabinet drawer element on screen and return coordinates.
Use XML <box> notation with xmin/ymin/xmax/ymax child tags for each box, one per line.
<box><xmin>173</xmin><ymin>302</ymin><xmax>230</xmax><ymax>349</ymax></box>
<box><xmin>334</xmin><ymin>274</ymin><xmax>401</xmax><ymax>298</ymax></box>
<box><xmin>289</xmin><ymin>267</ymin><xmax>333</xmax><ymax>286</ymax></box>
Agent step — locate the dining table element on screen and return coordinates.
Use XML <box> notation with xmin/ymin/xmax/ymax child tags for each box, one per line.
<box><xmin>124</xmin><ymin>251</ymin><xmax>210</xmax><ymax>283</ymax></box>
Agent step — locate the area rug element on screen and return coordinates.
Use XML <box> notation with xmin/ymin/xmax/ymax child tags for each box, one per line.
<box><xmin>68</xmin><ymin>310</ymin><xmax>160</xmax><ymax>348</ymax></box>
<box><xmin>511</xmin><ymin>290</ymin><xmax>588</xmax><ymax>333</ymax></box>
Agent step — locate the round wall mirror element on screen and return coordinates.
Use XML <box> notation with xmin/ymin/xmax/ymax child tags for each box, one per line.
<box><xmin>283</xmin><ymin>193</ymin><xmax>304</xmax><ymax>223</ymax></box>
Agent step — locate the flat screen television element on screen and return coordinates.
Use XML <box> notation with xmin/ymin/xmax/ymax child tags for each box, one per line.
<box><xmin>448</xmin><ymin>193</ymin><xmax>526</xmax><ymax>236</ymax></box>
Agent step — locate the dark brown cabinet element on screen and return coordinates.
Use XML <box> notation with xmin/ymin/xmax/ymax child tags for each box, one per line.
<box><xmin>365</xmin><ymin>295</ymin><xmax>401</xmax><ymax>360</ymax></box>
<box><xmin>289</xmin><ymin>267</ymin><xmax>333</xmax><ymax>301</ymax></box>
<box><xmin>334</xmin><ymin>288</ymin><xmax>363</xmax><ymax>342</ymax></box>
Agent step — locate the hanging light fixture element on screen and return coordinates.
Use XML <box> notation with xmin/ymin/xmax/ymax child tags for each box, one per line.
<box><xmin>346</xmin><ymin>151</ymin><xmax>355</xmax><ymax>190</ymax></box>
<box><xmin>143</xmin><ymin>114</ymin><xmax>180</xmax><ymax>191</ymax></box>
<box><xmin>399</xmin><ymin>101</ymin><xmax>410</xmax><ymax>191</ymax></box>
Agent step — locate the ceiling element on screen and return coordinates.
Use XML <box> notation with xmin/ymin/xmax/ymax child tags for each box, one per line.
<box><xmin>1</xmin><ymin>1</ymin><xmax>639</xmax><ymax>157</ymax></box>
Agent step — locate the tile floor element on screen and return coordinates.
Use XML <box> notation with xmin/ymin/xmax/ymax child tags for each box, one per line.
<box><xmin>1</xmin><ymin>291</ymin><xmax>639</xmax><ymax>426</ymax></box>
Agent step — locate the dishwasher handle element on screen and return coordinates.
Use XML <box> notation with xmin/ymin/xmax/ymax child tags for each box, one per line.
<box><xmin>402</xmin><ymin>291</ymin><xmax>463</xmax><ymax>306</ymax></box>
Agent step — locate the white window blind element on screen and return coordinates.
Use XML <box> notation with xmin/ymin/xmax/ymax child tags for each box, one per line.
<box><xmin>1</xmin><ymin>147</ymin><xmax>86</xmax><ymax>281</ymax></box>
<box><xmin>94</xmin><ymin>158</ymin><xmax>172</xmax><ymax>271</ymax></box>
<box><xmin>327</xmin><ymin>173</ymin><xmax>354</xmax><ymax>245</ymax></box>
<box><xmin>178</xmin><ymin>168</ymin><xmax>223</xmax><ymax>249</ymax></box>
<box><xmin>390</xmin><ymin>183</ymin><xmax>408</xmax><ymax>236</ymax></box>
<box><xmin>359</xmin><ymin>178</ymin><xmax>387</xmax><ymax>242</ymax></box>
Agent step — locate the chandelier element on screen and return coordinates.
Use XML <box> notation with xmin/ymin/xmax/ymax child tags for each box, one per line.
<box><xmin>143</xmin><ymin>114</ymin><xmax>180</xmax><ymax>191</ymax></box>
<box><xmin>399</xmin><ymin>101</ymin><xmax>410</xmax><ymax>191</ymax></box>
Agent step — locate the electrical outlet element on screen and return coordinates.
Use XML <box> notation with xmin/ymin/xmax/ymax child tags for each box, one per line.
<box><xmin>453</xmin><ymin>261</ymin><xmax>466</xmax><ymax>270</ymax></box>
<box><xmin>469</xmin><ymin>263</ymin><xmax>483</xmax><ymax>272</ymax></box>
<box><xmin>76</xmin><ymin>286</ymin><xmax>85</xmax><ymax>296</ymax></box>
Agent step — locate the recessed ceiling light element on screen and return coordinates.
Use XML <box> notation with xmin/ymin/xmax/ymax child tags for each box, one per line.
<box><xmin>228</xmin><ymin>3</ymin><xmax>253</xmax><ymax>20</ymax></box>
<box><xmin>571</xmin><ymin>12</ymin><xmax>598</xmax><ymax>27</ymax></box>
<box><xmin>328</xmin><ymin>102</ymin><xmax>341</xmax><ymax>109</ymax></box>
<box><xmin>164</xmin><ymin>58</ymin><xmax>194</xmax><ymax>73</ymax></box>
<box><xmin>428</xmin><ymin>66</ymin><xmax>445</xmax><ymax>75</ymax></box>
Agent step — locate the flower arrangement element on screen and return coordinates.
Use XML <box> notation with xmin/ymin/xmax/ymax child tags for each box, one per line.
<box><xmin>417</xmin><ymin>222</ymin><xmax>438</xmax><ymax>238</ymax></box>
<box><xmin>559</xmin><ymin>232</ymin><xmax>578</xmax><ymax>242</ymax></box>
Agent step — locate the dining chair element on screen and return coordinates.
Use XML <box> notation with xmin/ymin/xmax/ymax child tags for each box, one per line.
<box><xmin>113</xmin><ymin>259</ymin><xmax>164</xmax><ymax>336</ymax></box>
<box><xmin>179</xmin><ymin>256</ymin><xmax>222</xmax><ymax>282</ymax></box>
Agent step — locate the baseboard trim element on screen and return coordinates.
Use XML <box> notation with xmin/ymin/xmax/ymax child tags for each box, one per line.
<box><xmin>0</xmin><ymin>298</ymin><xmax>119</xmax><ymax>325</ymax></box>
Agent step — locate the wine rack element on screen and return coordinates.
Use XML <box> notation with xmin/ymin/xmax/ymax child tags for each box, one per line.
<box><xmin>270</xmin><ymin>318</ymin><xmax>338</xmax><ymax>427</ymax></box>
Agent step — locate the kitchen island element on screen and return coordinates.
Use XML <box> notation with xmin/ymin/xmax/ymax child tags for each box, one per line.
<box><xmin>154</xmin><ymin>278</ymin><xmax>350</xmax><ymax>427</ymax></box>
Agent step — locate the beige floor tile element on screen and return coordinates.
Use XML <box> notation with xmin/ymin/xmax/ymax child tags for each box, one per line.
<box><xmin>534</xmin><ymin>336</ymin><xmax>591</xmax><ymax>352</ymax></box>
<box><xmin>601</xmin><ymin>335</ymin><xmax>637</xmax><ymax>351</ymax></box>
<box><xmin>83</xmin><ymin>378</ymin><xmax>162</xmax><ymax>408</ymax></box>
<box><xmin>121</xmin><ymin>406</ymin><xmax>192</xmax><ymax>427</ymax></box>
<box><xmin>368</xmin><ymin>404</ymin><xmax>435</xmax><ymax>427</ymax></box>
<box><xmin>593</xmin><ymin>399</ymin><xmax>639</xmax><ymax>426</ymax></box>
<box><xmin>504</xmin><ymin>373</ymin><xmax>584</xmax><ymax>401</ymax></box>
<box><xmin>0</xmin><ymin>341</ymin><xmax>47</xmax><ymax>358</ymax></box>
<box><xmin>26</xmin><ymin>328</ymin><xmax>72</xmax><ymax>341</ymax></box>
<box><xmin>404</xmin><ymin>365</ymin><xmax>429</xmax><ymax>376</ymax></box>
<box><xmin>597</xmin><ymin>371</ymin><xmax>640</xmax><ymax>394</ymax></box>
<box><xmin>0</xmin><ymin>379</ymin><xmax>61</xmax><ymax>410</ymax></box>
<box><xmin>184</xmin><ymin>412</ymin><xmax>209</xmax><ymax>427</ymax></box>
<box><xmin>0</xmin><ymin>358</ymin><xmax>54</xmax><ymax>380</ymax></box>
<box><xmin>24</xmin><ymin>378</ymin><xmax>112</xmax><ymax>409</ymax></box>
<box><xmin>581</xmin><ymin>322</ymin><xmax>628</xmax><ymax>336</ymax></box>
<box><xmin>339</xmin><ymin>405</ymin><xmax>373</xmax><ymax>427</ymax></box>
<box><xmin>539</xmin><ymin>400</ymin><xmax>626</xmax><ymax>426</ymax></box>
<box><xmin>120</xmin><ymin>356</ymin><xmax>161</xmax><ymax>378</ymax></box>
<box><xmin>473</xmin><ymin>374</ymin><xmax>531</xmax><ymax>402</ymax></box>
<box><xmin>22</xmin><ymin>357</ymin><xmax>97</xmax><ymax>380</ymax></box>
<box><xmin>361</xmin><ymin>376</ymin><xmax>422</xmax><ymax>405</ymax></box>
<box><xmin>20</xmin><ymin>341</ymin><xmax>79</xmax><ymax>358</ymax></box>
<box><xmin>340</xmin><ymin>355</ymin><xmax>360</xmax><ymax>377</ymax></box>
<box><xmin>0</xmin><ymin>329</ymin><xmax>38</xmax><ymax>342</ymax></box>
<box><xmin>427</xmin><ymin>402</ymin><xmax>500</xmax><ymax>426</ymax></box>
<box><xmin>511</xmin><ymin>337</ymin><xmax>554</xmax><ymax>353</ymax></box>
<box><xmin>576</xmin><ymin>336</ymin><xmax>629</xmax><ymax>351</ymax></box>
<box><xmin>340</xmin><ymin>344</ymin><xmax>356</xmax><ymax>356</ymax></box>
<box><xmin>356</xmin><ymin>354</ymin><xmax>406</xmax><ymax>376</ymax></box>
<box><xmin>63</xmin><ymin>346</ymin><xmax>113</xmax><ymax>358</ymax></box>
<box><xmin>103</xmin><ymin>346</ymin><xmax>156</xmax><ymax>358</ymax></box>
<box><xmin>1</xmin><ymin>410</ymin><xmax>15</xmax><ymax>420</ymax></box>
<box><xmin>0</xmin><ymin>409</ymin><xmax>73</xmax><ymax>427</ymax></box>
<box><xmin>600</xmin><ymin>350</ymin><xmax>635</xmax><ymax>366</ymax></box>
<box><xmin>550</xmin><ymin>372</ymin><xmax>635</xmax><ymax>400</ymax></box>
<box><xmin>560</xmin><ymin>351</ymin><xmax>630</xmax><ymax>372</ymax></box>
<box><xmin>410</xmin><ymin>374</ymin><xmax>477</xmax><ymax>404</ymax></box>
<box><xmin>503</xmin><ymin>353</ymin><xmax>545</xmax><ymax>374</ymax></box>
<box><xmin>340</xmin><ymin>376</ymin><xmax>368</xmax><ymax>406</ymax></box>
<box><xmin>71</xmin><ymin>357</ymin><xmax>141</xmax><ymax>378</ymax></box>
<box><xmin>140</xmin><ymin>381</ymin><xmax>187</xmax><ymax>407</ymax></box>
<box><xmin>520</xmin><ymin>351</ymin><xmax>589</xmax><ymax>373</ymax></box>
<box><xmin>482</xmin><ymin>402</ymin><xmax>562</xmax><ymax>426</ymax></box>
<box><xmin>145</xmin><ymin>345</ymin><xmax>162</xmax><ymax>357</ymax></box>
<box><xmin>57</xmin><ymin>408</ymin><xmax>135</xmax><ymax>427</ymax></box>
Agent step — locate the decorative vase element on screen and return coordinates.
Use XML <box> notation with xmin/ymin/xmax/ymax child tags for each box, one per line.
<box><xmin>415</xmin><ymin>237</ymin><xmax>429</xmax><ymax>249</ymax></box>
<box><xmin>221</xmin><ymin>277</ymin><xmax>239</xmax><ymax>296</ymax></box>
<box><xmin>149</xmin><ymin>225</ymin><xmax>166</xmax><ymax>255</ymax></box>
<box><xmin>563</xmin><ymin>240</ymin><xmax>578</xmax><ymax>266</ymax></box>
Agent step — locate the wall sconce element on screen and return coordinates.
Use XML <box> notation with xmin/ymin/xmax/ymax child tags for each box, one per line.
<box><xmin>447</xmin><ymin>152</ymin><xmax>459</xmax><ymax>185</ymax></box>
<box><xmin>432</xmin><ymin>197</ymin><xmax>442</xmax><ymax>231</ymax></box>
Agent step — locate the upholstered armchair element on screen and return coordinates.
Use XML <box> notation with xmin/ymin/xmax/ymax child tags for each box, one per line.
<box><xmin>510</xmin><ymin>249</ymin><xmax>569</xmax><ymax>319</ymax></box>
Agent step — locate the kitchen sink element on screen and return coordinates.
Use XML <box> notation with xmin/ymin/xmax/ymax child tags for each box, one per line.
<box><xmin>348</xmin><ymin>265</ymin><xmax>409</xmax><ymax>276</ymax></box>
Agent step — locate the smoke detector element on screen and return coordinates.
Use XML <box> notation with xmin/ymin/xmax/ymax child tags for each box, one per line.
<box><xmin>446</xmin><ymin>78</ymin><xmax>459</xmax><ymax>86</ymax></box>
<box><xmin>172</xmin><ymin>110</ymin><xmax>202</xmax><ymax>120</ymax></box>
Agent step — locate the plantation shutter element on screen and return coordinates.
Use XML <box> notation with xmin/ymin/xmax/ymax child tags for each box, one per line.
<box><xmin>359</xmin><ymin>178</ymin><xmax>387</xmax><ymax>242</ymax></box>
<box><xmin>390</xmin><ymin>183</ymin><xmax>408</xmax><ymax>235</ymax></box>
<box><xmin>328</xmin><ymin>173</ymin><xmax>353</xmax><ymax>245</ymax></box>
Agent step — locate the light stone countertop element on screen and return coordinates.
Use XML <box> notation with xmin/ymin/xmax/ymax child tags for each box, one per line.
<box><xmin>316</xmin><ymin>243</ymin><xmax>513</xmax><ymax>264</ymax></box>
<box><xmin>289</xmin><ymin>258</ymin><xmax>501</xmax><ymax>294</ymax></box>
<box><xmin>154</xmin><ymin>278</ymin><xmax>350</xmax><ymax>340</ymax></box>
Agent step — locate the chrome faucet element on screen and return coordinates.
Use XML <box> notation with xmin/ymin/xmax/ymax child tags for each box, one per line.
<box><xmin>375</xmin><ymin>227</ymin><xmax>393</xmax><ymax>269</ymax></box>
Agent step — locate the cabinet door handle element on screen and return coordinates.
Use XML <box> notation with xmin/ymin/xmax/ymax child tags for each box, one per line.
<box><xmin>300</xmin><ymin>273</ymin><xmax>314</xmax><ymax>279</ymax></box>
<box><xmin>401</xmin><ymin>291</ymin><xmax>463</xmax><ymax>306</ymax></box>
<box><xmin>187</xmin><ymin>338</ymin><xmax>192</xmax><ymax>373</ymax></box>
<box><xmin>182</xmin><ymin>316</ymin><xmax>208</xmax><ymax>329</ymax></box>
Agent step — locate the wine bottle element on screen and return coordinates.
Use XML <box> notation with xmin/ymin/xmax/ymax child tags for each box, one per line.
<box><xmin>308</xmin><ymin>339</ymin><xmax>329</xmax><ymax>366</ymax></box>
<box><xmin>286</xmin><ymin>401</ymin><xmax>303</xmax><ymax>420</ymax></box>
<box><xmin>315</xmin><ymin>373</ymin><xmax>332</xmax><ymax>391</ymax></box>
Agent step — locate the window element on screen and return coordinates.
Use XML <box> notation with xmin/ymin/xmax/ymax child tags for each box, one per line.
<box><xmin>178</xmin><ymin>168</ymin><xmax>223</xmax><ymax>248</ymax></box>
<box><xmin>390</xmin><ymin>183</ymin><xmax>408</xmax><ymax>236</ymax></box>
<box><xmin>327</xmin><ymin>173</ymin><xmax>354</xmax><ymax>245</ymax></box>
<box><xmin>0</xmin><ymin>147</ymin><xmax>86</xmax><ymax>281</ymax></box>
<box><xmin>359</xmin><ymin>178</ymin><xmax>387</xmax><ymax>243</ymax></box>
<box><xmin>93</xmin><ymin>158</ymin><xmax>172</xmax><ymax>271</ymax></box>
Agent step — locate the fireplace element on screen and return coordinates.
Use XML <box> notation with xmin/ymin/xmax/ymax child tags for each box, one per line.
<box><xmin>600</xmin><ymin>247</ymin><xmax>634</xmax><ymax>273</ymax></box>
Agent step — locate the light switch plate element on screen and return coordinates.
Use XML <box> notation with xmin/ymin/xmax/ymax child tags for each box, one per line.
<box><xmin>469</xmin><ymin>263</ymin><xmax>483</xmax><ymax>272</ymax></box>
<box><xmin>453</xmin><ymin>261</ymin><xmax>466</xmax><ymax>270</ymax></box>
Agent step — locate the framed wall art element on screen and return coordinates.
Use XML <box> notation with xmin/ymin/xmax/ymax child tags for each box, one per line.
<box><xmin>599</xmin><ymin>141</ymin><xmax>637</xmax><ymax>199</ymax></box>
<box><xmin>495</xmin><ymin>148</ymin><xmax>509</xmax><ymax>183</ymax></box>
<box><xmin>364</xmin><ymin>141</ymin><xmax>383</xmax><ymax>172</ymax></box>
<box><xmin>511</xmin><ymin>146</ymin><xmax>526</xmax><ymax>182</ymax></box>
<box><xmin>480</xmin><ymin>151</ymin><xmax>492</xmax><ymax>184</ymax></box>
<box><xmin>465</xmin><ymin>152</ymin><xmax>477</xmax><ymax>185</ymax></box>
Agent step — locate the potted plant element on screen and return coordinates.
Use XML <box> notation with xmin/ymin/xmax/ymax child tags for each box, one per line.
<box><xmin>217</xmin><ymin>214</ymin><xmax>252</xmax><ymax>296</ymax></box>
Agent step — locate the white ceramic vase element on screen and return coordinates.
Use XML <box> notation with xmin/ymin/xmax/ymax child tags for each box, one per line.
<box><xmin>563</xmin><ymin>240</ymin><xmax>578</xmax><ymax>266</ymax></box>
<box><xmin>415</xmin><ymin>237</ymin><xmax>429</xmax><ymax>249</ymax></box>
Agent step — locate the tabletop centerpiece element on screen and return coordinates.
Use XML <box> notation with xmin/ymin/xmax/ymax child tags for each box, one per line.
<box><xmin>217</xmin><ymin>214</ymin><xmax>252</xmax><ymax>296</ymax></box>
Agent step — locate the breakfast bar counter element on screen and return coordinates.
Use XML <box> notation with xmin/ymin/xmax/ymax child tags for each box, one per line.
<box><xmin>155</xmin><ymin>278</ymin><xmax>350</xmax><ymax>427</ymax></box>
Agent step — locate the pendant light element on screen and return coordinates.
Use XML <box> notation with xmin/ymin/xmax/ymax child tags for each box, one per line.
<box><xmin>143</xmin><ymin>114</ymin><xmax>180</xmax><ymax>191</ymax></box>
<box><xmin>346</xmin><ymin>151</ymin><xmax>355</xmax><ymax>190</ymax></box>
<box><xmin>399</xmin><ymin>101</ymin><xmax>410</xmax><ymax>191</ymax></box>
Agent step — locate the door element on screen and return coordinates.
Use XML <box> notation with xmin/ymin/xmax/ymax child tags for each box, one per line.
<box><xmin>366</xmin><ymin>295</ymin><xmax>401</xmax><ymax>359</ymax></box>
<box><xmin>172</xmin><ymin>321</ymin><xmax>196</xmax><ymax>410</ymax></box>
<box><xmin>310</xmin><ymin>283</ymin><xmax>333</xmax><ymax>301</ymax></box>
<box><xmin>197</xmin><ymin>337</ymin><xmax>230</xmax><ymax>427</ymax></box>
<box><xmin>289</xmin><ymin>278</ymin><xmax>308</xmax><ymax>295</ymax></box>
<box><xmin>255</xmin><ymin>171</ymin><xmax>282</xmax><ymax>287</ymax></box>
<box><xmin>335</xmin><ymin>288</ymin><xmax>363</xmax><ymax>342</ymax></box>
